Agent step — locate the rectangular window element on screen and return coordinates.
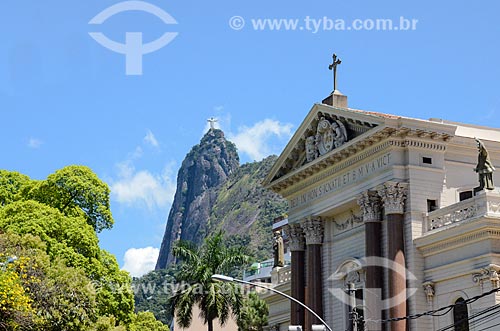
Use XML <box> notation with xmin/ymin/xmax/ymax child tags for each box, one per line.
<box><xmin>427</xmin><ymin>199</ymin><xmax>438</xmax><ymax>212</ymax></box>
<box><xmin>422</xmin><ymin>157</ymin><xmax>432</xmax><ymax>164</ymax></box>
<box><xmin>459</xmin><ymin>191</ymin><xmax>473</xmax><ymax>201</ymax></box>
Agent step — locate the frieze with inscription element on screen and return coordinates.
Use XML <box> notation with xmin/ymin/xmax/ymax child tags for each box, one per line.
<box><xmin>290</xmin><ymin>152</ymin><xmax>392</xmax><ymax>209</ymax></box>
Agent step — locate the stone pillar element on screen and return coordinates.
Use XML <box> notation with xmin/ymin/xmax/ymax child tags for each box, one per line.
<box><xmin>378</xmin><ymin>182</ymin><xmax>407</xmax><ymax>331</ymax></box>
<box><xmin>285</xmin><ymin>223</ymin><xmax>306</xmax><ymax>328</ymax></box>
<box><xmin>302</xmin><ymin>217</ymin><xmax>324</xmax><ymax>329</ymax></box>
<box><xmin>358</xmin><ymin>191</ymin><xmax>383</xmax><ymax>331</ymax></box>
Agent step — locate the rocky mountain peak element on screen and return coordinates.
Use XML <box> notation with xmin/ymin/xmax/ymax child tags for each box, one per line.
<box><xmin>155</xmin><ymin>129</ymin><xmax>240</xmax><ymax>269</ymax></box>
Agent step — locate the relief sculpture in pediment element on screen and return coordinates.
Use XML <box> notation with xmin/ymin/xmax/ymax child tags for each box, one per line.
<box><xmin>305</xmin><ymin>117</ymin><xmax>348</xmax><ymax>163</ymax></box>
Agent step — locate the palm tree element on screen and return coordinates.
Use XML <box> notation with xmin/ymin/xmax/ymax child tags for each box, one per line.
<box><xmin>169</xmin><ymin>231</ymin><xmax>250</xmax><ymax>331</ymax></box>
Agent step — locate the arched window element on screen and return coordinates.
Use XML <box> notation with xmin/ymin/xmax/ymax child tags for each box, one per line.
<box><xmin>453</xmin><ymin>297</ymin><xmax>469</xmax><ymax>331</ymax></box>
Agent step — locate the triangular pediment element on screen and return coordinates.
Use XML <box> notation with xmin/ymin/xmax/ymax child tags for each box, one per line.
<box><xmin>263</xmin><ymin>103</ymin><xmax>392</xmax><ymax>186</ymax></box>
<box><xmin>264</xmin><ymin>103</ymin><xmax>456</xmax><ymax>194</ymax></box>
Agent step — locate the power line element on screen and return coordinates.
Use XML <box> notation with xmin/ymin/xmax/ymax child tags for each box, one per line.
<box><xmin>436</xmin><ymin>303</ymin><xmax>500</xmax><ymax>331</ymax></box>
<box><xmin>476</xmin><ymin>320</ymin><xmax>500</xmax><ymax>331</ymax></box>
<box><xmin>470</xmin><ymin>310</ymin><xmax>500</xmax><ymax>330</ymax></box>
<box><xmin>366</xmin><ymin>286</ymin><xmax>500</xmax><ymax>323</ymax></box>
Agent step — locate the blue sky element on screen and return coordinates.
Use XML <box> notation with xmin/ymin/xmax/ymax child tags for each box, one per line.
<box><xmin>1</xmin><ymin>0</ymin><xmax>499</xmax><ymax>277</ymax></box>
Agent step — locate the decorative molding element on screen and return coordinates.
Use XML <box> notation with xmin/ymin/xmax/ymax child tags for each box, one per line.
<box><xmin>473</xmin><ymin>268</ymin><xmax>491</xmax><ymax>288</ymax></box>
<box><xmin>424</xmin><ymin>191</ymin><xmax>500</xmax><ymax>233</ymax></box>
<box><xmin>275</xmin><ymin>137</ymin><xmax>394</xmax><ymax>196</ymax></box>
<box><xmin>268</xmin><ymin>123</ymin><xmax>451</xmax><ymax>193</ymax></box>
<box><xmin>301</xmin><ymin>217</ymin><xmax>324</xmax><ymax>245</ymax></box>
<box><xmin>427</xmin><ymin>205</ymin><xmax>478</xmax><ymax>231</ymax></box>
<box><xmin>422</xmin><ymin>282</ymin><xmax>435</xmax><ymax>303</ymax></box>
<box><xmin>345</xmin><ymin>270</ymin><xmax>365</xmax><ymax>287</ymax></box>
<box><xmin>284</xmin><ymin>223</ymin><xmax>305</xmax><ymax>252</ymax></box>
<box><xmin>377</xmin><ymin>182</ymin><xmax>407</xmax><ymax>215</ymax></box>
<box><xmin>404</xmin><ymin>139</ymin><xmax>446</xmax><ymax>151</ymax></box>
<box><xmin>473</xmin><ymin>265</ymin><xmax>500</xmax><ymax>289</ymax></box>
<box><xmin>333</xmin><ymin>211</ymin><xmax>363</xmax><ymax>232</ymax></box>
<box><xmin>333</xmin><ymin>259</ymin><xmax>365</xmax><ymax>287</ymax></box>
<box><xmin>419</xmin><ymin>229</ymin><xmax>500</xmax><ymax>256</ymax></box>
<box><xmin>487</xmin><ymin>200</ymin><xmax>500</xmax><ymax>214</ymax></box>
<box><xmin>357</xmin><ymin>191</ymin><xmax>381</xmax><ymax>222</ymax></box>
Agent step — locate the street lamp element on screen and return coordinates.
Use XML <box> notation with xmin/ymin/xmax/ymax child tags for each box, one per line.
<box><xmin>211</xmin><ymin>274</ymin><xmax>333</xmax><ymax>331</ymax></box>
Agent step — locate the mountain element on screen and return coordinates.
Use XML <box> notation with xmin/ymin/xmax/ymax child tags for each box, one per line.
<box><xmin>155</xmin><ymin>129</ymin><xmax>287</xmax><ymax>269</ymax></box>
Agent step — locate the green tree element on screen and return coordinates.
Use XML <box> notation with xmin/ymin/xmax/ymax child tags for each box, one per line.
<box><xmin>129</xmin><ymin>312</ymin><xmax>170</xmax><ymax>331</ymax></box>
<box><xmin>27</xmin><ymin>165</ymin><xmax>113</xmax><ymax>232</ymax></box>
<box><xmin>0</xmin><ymin>170</ymin><xmax>32</xmax><ymax>207</ymax></box>
<box><xmin>169</xmin><ymin>231</ymin><xmax>250</xmax><ymax>331</ymax></box>
<box><xmin>0</xmin><ymin>166</ymin><xmax>167</xmax><ymax>330</ymax></box>
<box><xmin>237</xmin><ymin>292</ymin><xmax>268</xmax><ymax>331</ymax></box>
<box><xmin>0</xmin><ymin>233</ymin><xmax>97</xmax><ymax>331</ymax></box>
<box><xmin>133</xmin><ymin>268</ymin><xmax>177</xmax><ymax>325</ymax></box>
<box><xmin>0</xmin><ymin>200</ymin><xmax>99</xmax><ymax>265</ymax></box>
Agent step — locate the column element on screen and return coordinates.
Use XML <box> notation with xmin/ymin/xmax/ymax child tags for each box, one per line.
<box><xmin>302</xmin><ymin>217</ymin><xmax>324</xmax><ymax>329</ymax></box>
<box><xmin>285</xmin><ymin>223</ymin><xmax>306</xmax><ymax>328</ymax></box>
<box><xmin>378</xmin><ymin>182</ymin><xmax>407</xmax><ymax>331</ymax></box>
<box><xmin>357</xmin><ymin>191</ymin><xmax>383</xmax><ymax>331</ymax></box>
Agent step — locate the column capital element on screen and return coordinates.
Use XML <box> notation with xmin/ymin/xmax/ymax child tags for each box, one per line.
<box><xmin>377</xmin><ymin>182</ymin><xmax>407</xmax><ymax>215</ymax></box>
<box><xmin>301</xmin><ymin>217</ymin><xmax>324</xmax><ymax>245</ymax></box>
<box><xmin>357</xmin><ymin>190</ymin><xmax>381</xmax><ymax>222</ymax></box>
<box><xmin>285</xmin><ymin>223</ymin><xmax>306</xmax><ymax>252</ymax></box>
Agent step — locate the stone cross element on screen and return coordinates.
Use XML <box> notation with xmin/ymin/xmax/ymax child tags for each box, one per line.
<box><xmin>328</xmin><ymin>53</ymin><xmax>342</xmax><ymax>92</ymax></box>
<box><xmin>207</xmin><ymin>117</ymin><xmax>218</xmax><ymax>130</ymax></box>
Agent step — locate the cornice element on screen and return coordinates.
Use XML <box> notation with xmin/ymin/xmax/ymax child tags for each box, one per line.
<box><xmin>268</xmin><ymin>127</ymin><xmax>451</xmax><ymax>195</ymax></box>
<box><xmin>416</xmin><ymin>226</ymin><xmax>500</xmax><ymax>257</ymax></box>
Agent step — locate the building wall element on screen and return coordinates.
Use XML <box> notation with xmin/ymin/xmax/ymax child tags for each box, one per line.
<box><xmin>173</xmin><ymin>306</ymin><xmax>237</xmax><ymax>331</ymax></box>
<box><xmin>264</xmin><ymin>105</ymin><xmax>500</xmax><ymax>330</ymax></box>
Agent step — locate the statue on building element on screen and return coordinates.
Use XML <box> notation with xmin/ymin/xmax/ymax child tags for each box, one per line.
<box><xmin>474</xmin><ymin>138</ymin><xmax>495</xmax><ymax>191</ymax></box>
<box><xmin>305</xmin><ymin>135</ymin><xmax>318</xmax><ymax>162</ymax></box>
<box><xmin>332</xmin><ymin>120</ymin><xmax>348</xmax><ymax>148</ymax></box>
<box><xmin>273</xmin><ymin>230</ymin><xmax>285</xmax><ymax>268</ymax></box>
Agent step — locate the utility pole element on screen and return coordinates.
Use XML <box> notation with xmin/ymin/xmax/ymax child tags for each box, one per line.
<box><xmin>347</xmin><ymin>283</ymin><xmax>364</xmax><ymax>331</ymax></box>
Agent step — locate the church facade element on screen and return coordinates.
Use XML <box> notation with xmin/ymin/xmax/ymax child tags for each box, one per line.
<box><xmin>262</xmin><ymin>92</ymin><xmax>500</xmax><ymax>331</ymax></box>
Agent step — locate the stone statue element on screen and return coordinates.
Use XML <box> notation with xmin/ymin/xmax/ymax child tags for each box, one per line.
<box><xmin>273</xmin><ymin>230</ymin><xmax>285</xmax><ymax>268</ymax></box>
<box><xmin>474</xmin><ymin>138</ymin><xmax>495</xmax><ymax>191</ymax></box>
<box><xmin>305</xmin><ymin>136</ymin><xmax>318</xmax><ymax>162</ymax></box>
<box><xmin>332</xmin><ymin>120</ymin><xmax>347</xmax><ymax>148</ymax></box>
<box><xmin>207</xmin><ymin>117</ymin><xmax>218</xmax><ymax>130</ymax></box>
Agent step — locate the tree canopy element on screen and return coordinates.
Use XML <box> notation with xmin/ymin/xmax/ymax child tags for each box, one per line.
<box><xmin>237</xmin><ymin>292</ymin><xmax>269</xmax><ymax>331</ymax></box>
<box><xmin>27</xmin><ymin>165</ymin><xmax>114</xmax><ymax>232</ymax></box>
<box><xmin>0</xmin><ymin>166</ymin><xmax>168</xmax><ymax>331</ymax></box>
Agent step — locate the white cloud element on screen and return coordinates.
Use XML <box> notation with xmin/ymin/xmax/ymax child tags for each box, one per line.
<box><xmin>122</xmin><ymin>247</ymin><xmax>159</xmax><ymax>277</ymax></box>
<box><xmin>229</xmin><ymin>119</ymin><xmax>293</xmax><ymax>161</ymax></box>
<box><xmin>27</xmin><ymin>137</ymin><xmax>43</xmax><ymax>149</ymax></box>
<box><xmin>111</xmin><ymin>162</ymin><xmax>176</xmax><ymax>209</ymax></box>
<box><xmin>144</xmin><ymin>130</ymin><xmax>159</xmax><ymax>148</ymax></box>
<box><xmin>131</xmin><ymin>146</ymin><xmax>143</xmax><ymax>159</ymax></box>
